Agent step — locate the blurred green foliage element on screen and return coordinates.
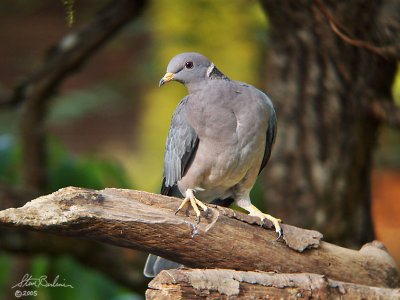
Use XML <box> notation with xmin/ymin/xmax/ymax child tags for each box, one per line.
<box><xmin>0</xmin><ymin>255</ymin><xmax>12</xmax><ymax>294</ymax></box>
<box><xmin>0</xmin><ymin>135</ymin><xmax>130</xmax><ymax>192</ymax></box>
<box><xmin>0</xmin><ymin>135</ymin><xmax>21</xmax><ymax>185</ymax></box>
<box><xmin>0</xmin><ymin>253</ymin><xmax>141</xmax><ymax>300</ymax></box>
<box><xmin>0</xmin><ymin>137</ymin><xmax>135</xmax><ymax>299</ymax></box>
<box><xmin>48</xmin><ymin>87</ymin><xmax>120</xmax><ymax>124</ymax></box>
<box><xmin>47</xmin><ymin>140</ymin><xmax>131</xmax><ymax>192</ymax></box>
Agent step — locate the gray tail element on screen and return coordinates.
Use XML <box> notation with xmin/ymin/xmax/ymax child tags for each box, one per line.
<box><xmin>143</xmin><ymin>254</ymin><xmax>183</xmax><ymax>278</ymax></box>
<box><xmin>143</xmin><ymin>183</ymin><xmax>233</xmax><ymax>278</ymax></box>
<box><xmin>144</xmin><ymin>183</ymin><xmax>184</xmax><ymax>278</ymax></box>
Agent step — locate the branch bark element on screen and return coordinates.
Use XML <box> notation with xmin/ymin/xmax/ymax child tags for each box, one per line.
<box><xmin>0</xmin><ymin>185</ymin><xmax>148</xmax><ymax>293</ymax></box>
<box><xmin>146</xmin><ymin>269</ymin><xmax>400</xmax><ymax>300</ymax></box>
<box><xmin>0</xmin><ymin>187</ymin><xmax>398</xmax><ymax>288</ymax></box>
<box><xmin>371</xmin><ymin>99</ymin><xmax>400</xmax><ymax>128</ymax></box>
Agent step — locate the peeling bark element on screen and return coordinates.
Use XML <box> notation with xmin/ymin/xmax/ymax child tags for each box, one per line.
<box><xmin>0</xmin><ymin>187</ymin><xmax>398</xmax><ymax>288</ymax></box>
<box><xmin>146</xmin><ymin>269</ymin><xmax>400</xmax><ymax>300</ymax></box>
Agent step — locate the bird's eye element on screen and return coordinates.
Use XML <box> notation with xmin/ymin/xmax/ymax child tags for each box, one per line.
<box><xmin>185</xmin><ymin>61</ymin><xmax>194</xmax><ymax>69</ymax></box>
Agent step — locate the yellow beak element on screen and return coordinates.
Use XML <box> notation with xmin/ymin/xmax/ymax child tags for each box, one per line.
<box><xmin>159</xmin><ymin>72</ymin><xmax>174</xmax><ymax>87</ymax></box>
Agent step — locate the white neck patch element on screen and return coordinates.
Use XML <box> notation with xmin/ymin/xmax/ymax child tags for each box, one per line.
<box><xmin>206</xmin><ymin>63</ymin><xmax>215</xmax><ymax>77</ymax></box>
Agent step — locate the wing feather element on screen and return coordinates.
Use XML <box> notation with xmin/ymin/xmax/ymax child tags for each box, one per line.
<box><xmin>259</xmin><ymin>96</ymin><xmax>277</xmax><ymax>174</ymax></box>
<box><xmin>161</xmin><ymin>96</ymin><xmax>198</xmax><ymax>195</ymax></box>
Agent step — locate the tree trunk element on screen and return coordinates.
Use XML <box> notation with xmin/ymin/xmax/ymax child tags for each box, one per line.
<box><xmin>260</xmin><ymin>0</ymin><xmax>399</xmax><ymax>247</ymax></box>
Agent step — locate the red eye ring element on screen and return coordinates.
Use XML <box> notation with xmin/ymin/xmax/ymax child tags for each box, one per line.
<box><xmin>185</xmin><ymin>61</ymin><xmax>194</xmax><ymax>69</ymax></box>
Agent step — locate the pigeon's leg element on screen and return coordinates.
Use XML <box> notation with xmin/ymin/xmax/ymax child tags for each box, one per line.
<box><xmin>236</xmin><ymin>198</ymin><xmax>283</xmax><ymax>239</ymax></box>
<box><xmin>175</xmin><ymin>189</ymin><xmax>209</xmax><ymax>224</ymax></box>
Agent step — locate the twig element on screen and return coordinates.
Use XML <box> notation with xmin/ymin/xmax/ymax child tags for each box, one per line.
<box><xmin>371</xmin><ymin>99</ymin><xmax>400</xmax><ymax>128</ymax></box>
<box><xmin>314</xmin><ymin>0</ymin><xmax>400</xmax><ymax>59</ymax></box>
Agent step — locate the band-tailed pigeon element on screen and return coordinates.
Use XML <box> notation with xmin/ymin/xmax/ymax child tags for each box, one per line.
<box><xmin>144</xmin><ymin>52</ymin><xmax>280</xmax><ymax>277</ymax></box>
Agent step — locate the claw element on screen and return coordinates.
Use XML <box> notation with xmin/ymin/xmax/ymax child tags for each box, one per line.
<box><xmin>175</xmin><ymin>197</ymin><xmax>190</xmax><ymax>215</ymax></box>
<box><xmin>176</xmin><ymin>189</ymin><xmax>208</xmax><ymax>224</ymax></box>
<box><xmin>276</xmin><ymin>227</ymin><xmax>283</xmax><ymax>241</ymax></box>
<box><xmin>243</xmin><ymin>204</ymin><xmax>283</xmax><ymax>239</ymax></box>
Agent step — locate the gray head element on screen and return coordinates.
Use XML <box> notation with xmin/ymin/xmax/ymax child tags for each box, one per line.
<box><xmin>159</xmin><ymin>52</ymin><xmax>217</xmax><ymax>88</ymax></box>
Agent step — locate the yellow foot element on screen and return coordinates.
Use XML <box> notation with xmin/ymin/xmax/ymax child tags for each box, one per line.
<box><xmin>247</xmin><ymin>205</ymin><xmax>283</xmax><ymax>239</ymax></box>
<box><xmin>175</xmin><ymin>189</ymin><xmax>209</xmax><ymax>224</ymax></box>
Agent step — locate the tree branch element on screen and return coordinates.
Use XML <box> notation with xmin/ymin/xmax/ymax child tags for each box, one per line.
<box><xmin>146</xmin><ymin>269</ymin><xmax>400</xmax><ymax>299</ymax></box>
<box><xmin>313</xmin><ymin>0</ymin><xmax>400</xmax><ymax>59</ymax></box>
<box><xmin>371</xmin><ymin>99</ymin><xmax>400</xmax><ymax>128</ymax></box>
<box><xmin>0</xmin><ymin>184</ymin><xmax>148</xmax><ymax>293</ymax></box>
<box><xmin>15</xmin><ymin>0</ymin><xmax>146</xmax><ymax>191</ymax></box>
<box><xmin>0</xmin><ymin>187</ymin><xmax>398</xmax><ymax>288</ymax></box>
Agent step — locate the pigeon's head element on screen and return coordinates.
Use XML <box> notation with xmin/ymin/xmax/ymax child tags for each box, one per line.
<box><xmin>159</xmin><ymin>52</ymin><xmax>213</xmax><ymax>87</ymax></box>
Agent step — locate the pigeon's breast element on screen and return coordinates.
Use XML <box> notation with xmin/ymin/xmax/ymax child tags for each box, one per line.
<box><xmin>178</xmin><ymin>81</ymin><xmax>269</xmax><ymax>200</ymax></box>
